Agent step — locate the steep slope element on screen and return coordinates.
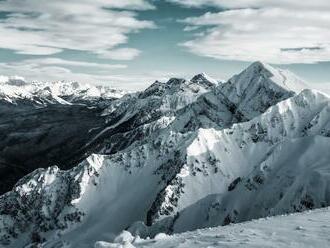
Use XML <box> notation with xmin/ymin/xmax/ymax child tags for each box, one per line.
<box><xmin>0</xmin><ymin>103</ymin><xmax>107</xmax><ymax>195</ymax></box>
<box><xmin>96</xmin><ymin>75</ymin><xmax>217</xmax><ymax>155</ymax></box>
<box><xmin>0</xmin><ymin>62</ymin><xmax>317</xmax><ymax>247</ymax></box>
<box><xmin>0</xmin><ymin>72</ymin><xmax>217</xmax><ymax>196</ymax></box>
<box><xmin>95</xmin><ymin>207</ymin><xmax>330</xmax><ymax>248</ymax></box>
<box><xmin>144</xmin><ymin>89</ymin><xmax>330</xmax><ymax>234</ymax></box>
<box><xmin>0</xmin><ymin>74</ymin><xmax>219</xmax><ymax>247</ymax></box>
<box><xmin>0</xmin><ymin>79</ymin><xmax>126</xmax><ymax>195</ymax></box>
<box><xmin>220</xmin><ymin>61</ymin><xmax>308</xmax><ymax>118</ymax></box>
<box><xmin>99</xmin><ymin>62</ymin><xmax>297</xmax><ymax>156</ymax></box>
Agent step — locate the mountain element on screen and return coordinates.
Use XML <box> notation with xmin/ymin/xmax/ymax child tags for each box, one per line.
<box><xmin>0</xmin><ymin>76</ymin><xmax>126</xmax><ymax>105</ymax></box>
<box><xmin>145</xmin><ymin>89</ymin><xmax>330</xmax><ymax>234</ymax></box>
<box><xmin>219</xmin><ymin>61</ymin><xmax>308</xmax><ymax>118</ymax></box>
<box><xmin>95</xmin><ymin>207</ymin><xmax>330</xmax><ymax>248</ymax></box>
<box><xmin>0</xmin><ymin>79</ymin><xmax>127</xmax><ymax>195</ymax></box>
<box><xmin>0</xmin><ymin>62</ymin><xmax>329</xmax><ymax>247</ymax></box>
<box><xmin>223</xmin><ymin>61</ymin><xmax>309</xmax><ymax>94</ymax></box>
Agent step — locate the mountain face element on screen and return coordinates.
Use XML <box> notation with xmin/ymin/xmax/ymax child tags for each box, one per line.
<box><xmin>0</xmin><ymin>79</ymin><xmax>126</xmax><ymax>195</ymax></box>
<box><xmin>147</xmin><ymin>89</ymin><xmax>330</xmax><ymax>234</ymax></box>
<box><xmin>0</xmin><ymin>62</ymin><xmax>329</xmax><ymax>247</ymax></box>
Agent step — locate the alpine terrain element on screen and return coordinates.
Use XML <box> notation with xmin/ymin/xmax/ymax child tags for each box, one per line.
<box><xmin>0</xmin><ymin>62</ymin><xmax>330</xmax><ymax>248</ymax></box>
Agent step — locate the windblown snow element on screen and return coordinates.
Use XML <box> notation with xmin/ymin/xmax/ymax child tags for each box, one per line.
<box><xmin>0</xmin><ymin>62</ymin><xmax>329</xmax><ymax>248</ymax></box>
<box><xmin>95</xmin><ymin>207</ymin><xmax>330</xmax><ymax>248</ymax></box>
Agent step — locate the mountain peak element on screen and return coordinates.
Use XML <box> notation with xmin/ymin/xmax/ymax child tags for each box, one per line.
<box><xmin>228</xmin><ymin>61</ymin><xmax>309</xmax><ymax>95</ymax></box>
<box><xmin>166</xmin><ymin>77</ymin><xmax>186</xmax><ymax>86</ymax></box>
<box><xmin>220</xmin><ymin>62</ymin><xmax>299</xmax><ymax>118</ymax></box>
<box><xmin>191</xmin><ymin>72</ymin><xmax>209</xmax><ymax>80</ymax></box>
<box><xmin>0</xmin><ymin>75</ymin><xmax>27</xmax><ymax>86</ymax></box>
<box><xmin>243</xmin><ymin>61</ymin><xmax>276</xmax><ymax>79</ymax></box>
<box><xmin>247</xmin><ymin>60</ymin><xmax>269</xmax><ymax>69</ymax></box>
<box><xmin>190</xmin><ymin>73</ymin><xmax>218</xmax><ymax>87</ymax></box>
<box><xmin>139</xmin><ymin>80</ymin><xmax>166</xmax><ymax>98</ymax></box>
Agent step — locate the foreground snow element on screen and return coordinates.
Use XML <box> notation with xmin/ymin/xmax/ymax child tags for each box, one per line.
<box><xmin>96</xmin><ymin>207</ymin><xmax>330</xmax><ymax>248</ymax></box>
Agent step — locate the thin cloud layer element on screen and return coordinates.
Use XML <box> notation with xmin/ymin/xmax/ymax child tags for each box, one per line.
<box><xmin>0</xmin><ymin>58</ymin><xmax>126</xmax><ymax>82</ymax></box>
<box><xmin>0</xmin><ymin>0</ymin><xmax>155</xmax><ymax>58</ymax></box>
<box><xmin>168</xmin><ymin>0</ymin><xmax>330</xmax><ymax>9</ymax></box>
<box><xmin>0</xmin><ymin>58</ymin><xmax>177</xmax><ymax>90</ymax></box>
<box><xmin>176</xmin><ymin>0</ymin><xmax>330</xmax><ymax>64</ymax></box>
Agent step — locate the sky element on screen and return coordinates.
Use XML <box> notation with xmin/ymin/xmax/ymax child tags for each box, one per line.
<box><xmin>0</xmin><ymin>0</ymin><xmax>330</xmax><ymax>90</ymax></box>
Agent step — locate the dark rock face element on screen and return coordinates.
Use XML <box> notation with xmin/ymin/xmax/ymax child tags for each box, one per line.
<box><xmin>0</xmin><ymin>100</ymin><xmax>107</xmax><ymax>194</ymax></box>
<box><xmin>228</xmin><ymin>177</ymin><xmax>242</xmax><ymax>191</ymax></box>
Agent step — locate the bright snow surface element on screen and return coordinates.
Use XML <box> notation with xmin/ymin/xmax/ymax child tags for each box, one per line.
<box><xmin>0</xmin><ymin>76</ymin><xmax>126</xmax><ymax>104</ymax></box>
<box><xmin>95</xmin><ymin>207</ymin><xmax>330</xmax><ymax>248</ymax></box>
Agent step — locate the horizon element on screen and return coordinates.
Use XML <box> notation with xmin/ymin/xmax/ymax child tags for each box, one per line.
<box><xmin>1</xmin><ymin>61</ymin><xmax>329</xmax><ymax>96</ymax></box>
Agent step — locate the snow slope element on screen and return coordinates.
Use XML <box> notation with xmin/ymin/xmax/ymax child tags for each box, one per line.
<box><xmin>95</xmin><ymin>207</ymin><xmax>330</xmax><ymax>248</ymax></box>
<box><xmin>311</xmin><ymin>82</ymin><xmax>330</xmax><ymax>96</ymax></box>
<box><xmin>0</xmin><ymin>62</ymin><xmax>329</xmax><ymax>247</ymax></box>
<box><xmin>144</xmin><ymin>89</ymin><xmax>330</xmax><ymax>234</ymax></box>
<box><xmin>220</xmin><ymin>61</ymin><xmax>307</xmax><ymax>119</ymax></box>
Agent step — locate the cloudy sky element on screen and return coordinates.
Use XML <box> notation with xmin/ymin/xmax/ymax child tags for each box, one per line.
<box><xmin>0</xmin><ymin>0</ymin><xmax>329</xmax><ymax>90</ymax></box>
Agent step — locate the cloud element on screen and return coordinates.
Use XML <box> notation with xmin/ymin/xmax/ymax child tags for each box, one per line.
<box><xmin>168</xmin><ymin>0</ymin><xmax>330</xmax><ymax>9</ymax></box>
<box><xmin>0</xmin><ymin>58</ymin><xmax>125</xmax><ymax>85</ymax></box>
<box><xmin>16</xmin><ymin>58</ymin><xmax>127</xmax><ymax>70</ymax></box>
<box><xmin>0</xmin><ymin>58</ymin><xmax>177</xmax><ymax>90</ymax></box>
<box><xmin>97</xmin><ymin>48</ymin><xmax>141</xmax><ymax>60</ymax></box>
<box><xmin>176</xmin><ymin>1</ymin><xmax>330</xmax><ymax>64</ymax></box>
<box><xmin>0</xmin><ymin>0</ymin><xmax>155</xmax><ymax>59</ymax></box>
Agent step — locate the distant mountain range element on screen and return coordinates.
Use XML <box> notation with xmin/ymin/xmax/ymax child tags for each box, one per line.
<box><xmin>0</xmin><ymin>76</ymin><xmax>126</xmax><ymax>104</ymax></box>
<box><xmin>0</xmin><ymin>62</ymin><xmax>329</xmax><ymax>247</ymax></box>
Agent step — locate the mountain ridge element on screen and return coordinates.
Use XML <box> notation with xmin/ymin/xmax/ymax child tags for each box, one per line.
<box><xmin>0</xmin><ymin>76</ymin><xmax>127</xmax><ymax>105</ymax></box>
<box><xmin>0</xmin><ymin>62</ymin><xmax>329</xmax><ymax>247</ymax></box>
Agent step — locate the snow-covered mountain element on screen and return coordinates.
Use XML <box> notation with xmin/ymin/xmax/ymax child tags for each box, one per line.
<box><xmin>0</xmin><ymin>62</ymin><xmax>329</xmax><ymax>247</ymax></box>
<box><xmin>0</xmin><ymin>76</ymin><xmax>126</xmax><ymax>105</ymax></box>
<box><xmin>146</xmin><ymin>89</ymin><xmax>330</xmax><ymax>234</ymax></box>
<box><xmin>219</xmin><ymin>61</ymin><xmax>308</xmax><ymax>118</ymax></box>
<box><xmin>0</xmin><ymin>79</ymin><xmax>127</xmax><ymax>195</ymax></box>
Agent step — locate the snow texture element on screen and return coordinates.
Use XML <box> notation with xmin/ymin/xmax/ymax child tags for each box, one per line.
<box><xmin>96</xmin><ymin>207</ymin><xmax>330</xmax><ymax>248</ymax></box>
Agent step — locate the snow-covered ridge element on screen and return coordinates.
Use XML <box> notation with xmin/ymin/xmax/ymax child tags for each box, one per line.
<box><xmin>0</xmin><ymin>62</ymin><xmax>329</xmax><ymax>247</ymax></box>
<box><xmin>219</xmin><ymin>61</ymin><xmax>309</xmax><ymax>119</ymax></box>
<box><xmin>0</xmin><ymin>76</ymin><xmax>127</xmax><ymax>104</ymax></box>
<box><xmin>246</xmin><ymin>61</ymin><xmax>310</xmax><ymax>93</ymax></box>
<box><xmin>146</xmin><ymin>89</ymin><xmax>330</xmax><ymax>234</ymax></box>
